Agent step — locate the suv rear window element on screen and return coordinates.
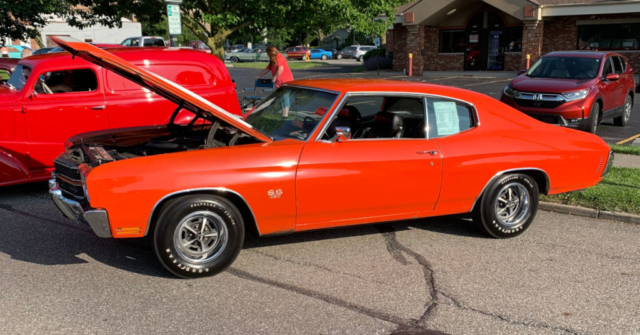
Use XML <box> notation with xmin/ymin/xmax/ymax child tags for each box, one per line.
<box><xmin>144</xmin><ymin>39</ymin><xmax>165</xmax><ymax>47</ymax></box>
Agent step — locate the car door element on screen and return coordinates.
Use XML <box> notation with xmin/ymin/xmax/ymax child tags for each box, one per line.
<box><xmin>295</xmin><ymin>94</ymin><xmax>443</xmax><ymax>229</ymax></box>
<box><xmin>598</xmin><ymin>56</ymin><xmax>618</xmax><ymax>113</ymax></box>
<box><xmin>21</xmin><ymin>67</ymin><xmax>108</xmax><ymax>169</ymax></box>
<box><xmin>612</xmin><ymin>56</ymin><xmax>628</xmax><ymax>108</ymax></box>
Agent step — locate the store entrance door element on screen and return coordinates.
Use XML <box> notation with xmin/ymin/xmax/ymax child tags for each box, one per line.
<box><xmin>463</xmin><ymin>11</ymin><xmax>505</xmax><ymax>71</ymax></box>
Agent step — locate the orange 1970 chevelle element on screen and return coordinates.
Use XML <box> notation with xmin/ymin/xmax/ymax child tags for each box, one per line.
<box><xmin>49</xmin><ymin>37</ymin><xmax>613</xmax><ymax>278</ymax></box>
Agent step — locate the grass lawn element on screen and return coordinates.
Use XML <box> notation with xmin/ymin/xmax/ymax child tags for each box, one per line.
<box><xmin>232</xmin><ymin>62</ymin><xmax>328</xmax><ymax>70</ymax></box>
<box><xmin>610</xmin><ymin>144</ymin><xmax>640</xmax><ymax>156</ymax></box>
<box><xmin>352</xmin><ymin>66</ymin><xmax>365</xmax><ymax>73</ymax></box>
<box><xmin>542</xmin><ymin>167</ymin><xmax>640</xmax><ymax>215</ymax></box>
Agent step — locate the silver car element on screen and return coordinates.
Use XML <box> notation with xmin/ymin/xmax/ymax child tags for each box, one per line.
<box><xmin>337</xmin><ymin>45</ymin><xmax>376</xmax><ymax>61</ymax></box>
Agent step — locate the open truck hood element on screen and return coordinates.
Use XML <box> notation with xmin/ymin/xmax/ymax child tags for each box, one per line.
<box><xmin>51</xmin><ymin>36</ymin><xmax>273</xmax><ymax>143</ymax></box>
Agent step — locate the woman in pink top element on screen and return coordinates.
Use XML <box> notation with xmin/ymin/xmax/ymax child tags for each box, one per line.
<box><xmin>256</xmin><ymin>46</ymin><xmax>293</xmax><ymax>88</ymax></box>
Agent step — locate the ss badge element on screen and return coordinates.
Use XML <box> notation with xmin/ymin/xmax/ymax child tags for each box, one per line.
<box><xmin>268</xmin><ymin>189</ymin><xmax>283</xmax><ymax>199</ymax></box>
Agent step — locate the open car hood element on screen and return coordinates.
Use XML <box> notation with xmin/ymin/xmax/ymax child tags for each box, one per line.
<box><xmin>51</xmin><ymin>36</ymin><xmax>272</xmax><ymax>143</ymax></box>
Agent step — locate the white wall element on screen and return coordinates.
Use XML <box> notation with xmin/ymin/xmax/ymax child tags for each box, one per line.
<box><xmin>40</xmin><ymin>18</ymin><xmax>141</xmax><ymax>46</ymax></box>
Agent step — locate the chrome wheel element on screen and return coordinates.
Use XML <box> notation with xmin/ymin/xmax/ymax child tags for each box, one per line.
<box><xmin>624</xmin><ymin>96</ymin><xmax>632</xmax><ymax>123</ymax></box>
<box><xmin>493</xmin><ymin>183</ymin><xmax>531</xmax><ymax>228</ymax></box>
<box><xmin>173</xmin><ymin>211</ymin><xmax>228</xmax><ymax>263</ymax></box>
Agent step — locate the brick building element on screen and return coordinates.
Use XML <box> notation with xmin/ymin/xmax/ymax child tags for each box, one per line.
<box><xmin>386</xmin><ymin>0</ymin><xmax>640</xmax><ymax>75</ymax></box>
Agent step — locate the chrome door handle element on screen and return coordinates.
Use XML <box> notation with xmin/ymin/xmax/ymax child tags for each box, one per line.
<box><xmin>417</xmin><ymin>150</ymin><xmax>438</xmax><ymax>155</ymax></box>
<box><xmin>91</xmin><ymin>105</ymin><xmax>105</xmax><ymax>110</ymax></box>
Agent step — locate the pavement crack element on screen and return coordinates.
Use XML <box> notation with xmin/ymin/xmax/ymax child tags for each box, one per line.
<box><xmin>438</xmin><ymin>291</ymin><xmax>583</xmax><ymax>335</ymax></box>
<box><xmin>227</xmin><ymin>267</ymin><xmax>415</xmax><ymax>326</ymax></box>
<box><xmin>375</xmin><ymin>225</ymin><xmax>439</xmax><ymax>326</ymax></box>
<box><xmin>247</xmin><ymin>249</ymin><xmax>391</xmax><ymax>286</ymax></box>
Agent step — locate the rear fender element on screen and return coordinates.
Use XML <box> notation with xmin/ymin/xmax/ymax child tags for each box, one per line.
<box><xmin>0</xmin><ymin>148</ymin><xmax>30</xmax><ymax>184</ymax></box>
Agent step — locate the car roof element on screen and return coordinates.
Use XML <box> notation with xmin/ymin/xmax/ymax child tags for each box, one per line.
<box><xmin>18</xmin><ymin>47</ymin><xmax>219</xmax><ymax>69</ymax></box>
<box><xmin>286</xmin><ymin>78</ymin><xmax>489</xmax><ymax>101</ymax></box>
<box><xmin>543</xmin><ymin>51</ymin><xmax>612</xmax><ymax>59</ymax></box>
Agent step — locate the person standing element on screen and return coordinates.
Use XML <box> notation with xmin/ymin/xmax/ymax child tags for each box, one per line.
<box><xmin>256</xmin><ymin>46</ymin><xmax>293</xmax><ymax>88</ymax></box>
<box><xmin>256</xmin><ymin>46</ymin><xmax>294</xmax><ymax>116</ymax></box>
<box><xmin>1</xmin><ymin>41</ymin><xmax>9</xmax><ymax>58</ymax></box>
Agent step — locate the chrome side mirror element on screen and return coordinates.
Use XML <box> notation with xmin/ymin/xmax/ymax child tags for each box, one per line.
<box><xmin>335</xmin><ymin>127</ymin><xmax>351</xmax><ymax>142</ymax></box>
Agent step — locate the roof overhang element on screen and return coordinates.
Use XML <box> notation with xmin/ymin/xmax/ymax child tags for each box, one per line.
<box><xmin>541</xmin><ymin>0</ymin><xmax>640</xmax><ymax>17</ymax></box>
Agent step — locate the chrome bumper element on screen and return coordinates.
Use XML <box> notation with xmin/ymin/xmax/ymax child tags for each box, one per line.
<box><xmin>602</xmin><ymin>151</ymin><xmax>614</xmax><ymax>177</ymax></box>
<box><xmin>49</xmin><ymin>179</ymin><xmax>112</xmax><ymax>238</ymax></box>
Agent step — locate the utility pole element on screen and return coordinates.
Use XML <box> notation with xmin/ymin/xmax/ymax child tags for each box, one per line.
<box><xmin>165</xmin><ymin>0</ymin><xmax>183</xmax><ymax>47</ymax></box>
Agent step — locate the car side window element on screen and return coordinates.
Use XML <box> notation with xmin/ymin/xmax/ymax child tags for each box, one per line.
<box><xmin>131</xmin><ymin>38</ymin><xmax>140</xmax><ymax>47</ymax></box>
<box><xmin>602</xmin><ymin>57</ymin><xmax>614</xmax><ymax>78</ymax></box>
<box><xmin>614</xmin><ymin>56</ymin><xmax>626</xmax><ymax>74</ymax></box>
<box><xmin>121</xmin><ymin>39</ymin><xmax>131</xmax><ymax>47</ymax></box>
<box><xmin>35</xmin><ymin>69</ymin><xmax>98</xmax><ymax>94</ymax></box>
<box><xmin>426</xmin><ymin>98</ymin><xmax>476</xmax><ymax>139</ymax></box>
<box><xmin>321</xmin><ymin>95</ymin><xmax>426</xmax><ymax>140</ymax></box>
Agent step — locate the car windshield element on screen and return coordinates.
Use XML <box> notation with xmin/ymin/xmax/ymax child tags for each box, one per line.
<box><xmin>526</xmin><ymin>56</ymin><xmax>601</xmax><ymax>79</ymax></box>
<box><xmin>244</xmin><ymin>87</ymin><xmax>338</xmax><ymax>141</ymax></box>
<box><xmin>6</xmin><ymin>65</ymin><xmax>30</xmax><ymax>91</ymax></box>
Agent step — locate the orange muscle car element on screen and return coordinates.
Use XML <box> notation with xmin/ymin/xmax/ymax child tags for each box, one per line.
<box><xmin>48</xmin><ymin>37</ymin><xmax>613</xmax><ymax>278</ymax></box>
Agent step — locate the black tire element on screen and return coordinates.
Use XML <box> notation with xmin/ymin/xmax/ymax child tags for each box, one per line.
<box><xmin>321</xmin><ymin>54</ymin><xmax>327</xmax><ymax>60</ymax></box>
<box><xmin>357</xmin><ymin>56</ymin><xmax>363</xmax><ymax>62</ymax></box>
<box><xmin>473</xmin><ymin>173</ymin><xmax>539</xmax><ymax>238</ymax></box>
<box><xmin>587</xmin><ymin>101</ymin><xmax>600</xmax><ymax>134</ymax></box>
<box><xmin>614</xmin><ymin>95</ymin><xmax>632</xmax><ymax>127</ymax></box>
<box><xmin>231</xmin><ymin>57</ymin><xmax>239</xmax><ymax>63</ymax></box>
<box><xmin>153</xmin><ymin>195</ymin><xmax>245</xmax><ymax>278</ymax></box>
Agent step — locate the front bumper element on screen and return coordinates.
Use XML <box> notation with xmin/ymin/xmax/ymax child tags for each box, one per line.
<box><xmin>49</xmin><ymin>179</ymin><xmax>111</xmax><ymax>238</ymax></box>
<box><xmin>500</xmin><ymin>94</ymin><xmax>591</xmax><ymax>128</ymax></box>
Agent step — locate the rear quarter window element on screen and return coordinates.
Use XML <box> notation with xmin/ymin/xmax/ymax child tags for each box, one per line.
<box><xmin>106</xmin><ymin>64</ymin><xmax>223</xmax><ymax>92</ymax></box>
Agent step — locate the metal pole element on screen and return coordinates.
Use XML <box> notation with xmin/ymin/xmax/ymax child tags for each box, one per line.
<box><xmin>409</xmin><ymin>53</ymin><xmax>413</xmax><ymax>76</ymax></box>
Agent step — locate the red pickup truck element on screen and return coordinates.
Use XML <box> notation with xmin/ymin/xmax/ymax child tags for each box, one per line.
<box><xmin>0</xmin><ymin>47</ymin><xmax>241</xmax><ymax>187</ymax></box>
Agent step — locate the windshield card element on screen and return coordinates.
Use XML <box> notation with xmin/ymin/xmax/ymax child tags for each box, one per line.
<box><xmin>433</xmin><ymin>101</ymin><xmax>460</xmax><ymax>136</ymax></box>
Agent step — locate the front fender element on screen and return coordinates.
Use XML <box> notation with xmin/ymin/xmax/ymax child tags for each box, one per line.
<box><xmin>0</xmin><ymin>148</ymin><xmax>30</xmax><ymax>185</ymax></box>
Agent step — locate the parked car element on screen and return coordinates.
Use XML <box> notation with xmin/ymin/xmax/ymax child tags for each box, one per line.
<box><xmin>0</xmin><ymin>45</ymin><xmax>241</xmax><ymax>187</ymax></box>
<box><xmin>49</xmin><ymin>37</ymin><xmax>612</xmax><ymax>278</ymax></box>
<box><xmin>0</xmin><ymin>58</ymin><xmax>19</xmax><ymax>83</ymax></box>
<box><xmin>309</xmin><ymin>49</ymin><xmax>332</xmax><ymax>60</ymax></box>
<box><xmin>501</xmin><ymin>51</ymin><xmax>635</xmax><ymax>133</ymax></box>
<box><xmin>189</xmin><ymin>40</ymin><xmax>211</xmax><ymax>52</ymax></box>
<box><xmin>285</xmin><ymin>46</ymin><xmax>310</xmax><ymax>60</ymax></box>
<box><xmin>324</xmin><ymin>48</ymin><xmax>339</xmax><ymax>59</ymax></box>
<box><xmin>33</xmin><ymin>47</ymin><xmax>55</xmax><ymax>55</ymax></box>
<box><xmin>121</xmin><ymin>36</ymin><xmax>166</xmax><ymax>47</ymax></box>
<box><xmin>337</xmin><ymin>45</ymin><xmax>375</xmax><ymax>61</ymax></box>
<box><xmin>225</xmin><ymin>48</ymin><xmax>269</xmax><ymax>63</ymax></box>
<box><xmin>226</xmin><ymin>44</ymin><xmax>244</xmax><ymax>53</ymax></box>
<box><xmin>2</xmin><ymin>45</ymin><xmax>33</xmax><ymax>58</ymax></box>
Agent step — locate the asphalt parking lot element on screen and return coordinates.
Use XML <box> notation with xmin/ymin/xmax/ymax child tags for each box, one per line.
<box><xmin>231</xmin><ymin>63</ymin><xmax>640</xmax><ymax>144</ymax></box>
<box><xmin>1</xmin><ymin>64</ymin><xmax>639</xmax><ymax>335</ymax></box>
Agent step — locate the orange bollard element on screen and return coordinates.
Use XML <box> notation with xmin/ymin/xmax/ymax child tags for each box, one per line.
<box><xmin>409</xmin><ymin>53</ymin><xmax>413</xmax><ymax>76</ymax></box>
<box><xmin>526</xmin><ymin>54</ymin><xmax>531</xmax><ymax>70</ymax></box>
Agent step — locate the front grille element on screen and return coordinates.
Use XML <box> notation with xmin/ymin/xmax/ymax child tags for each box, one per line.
<box><xmin>54</xmin><ymin>158</ymin><xmax>85</xmax><ymax>201</ymax></box>
<box><xmin>514</xmin><ymin>99</ymin><xmax>564</xmax><ymax>109</ymax></box>
<box><xmin>54</xmin><ymin>160</ymin><xmax>81</xmax><ymax>180</ymax></box>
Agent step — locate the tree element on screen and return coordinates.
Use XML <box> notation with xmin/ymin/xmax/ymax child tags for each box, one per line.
<box><xmin>0</xmin><ymin>0</ymin><xmax>70</xmax><ymax>41</ymax></box>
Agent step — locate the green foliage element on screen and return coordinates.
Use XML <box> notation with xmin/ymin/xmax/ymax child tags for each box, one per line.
<box><xmin>0</xmin><ymin>0</ymin><xmax>69</xmax><ymax>40</ymax></box>
<box><xmin>610</xmin><ymin>144</ymin><xmax>640</xmax><ymax>156</ymax></box>
<box><xmin>363</xmin><ymin>48</ymin><xmax>386</xmax><ymax>61</ymax></box>
<box><xmin>542</xmin><ymin>167</ymin><xmax>640</xmax><ymax>215</ymax></box>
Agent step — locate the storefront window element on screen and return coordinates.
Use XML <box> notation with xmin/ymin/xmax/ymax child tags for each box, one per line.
<box><xmin>578</xmin><ymin>23</ymin><xmax>640</xmax><ymax>50</ymax></box>
<box><xmin>504</xmin><ymin>27</ymin><xmax>523</xmax><ymax>52</ymax></box>
<box><xmin>439</xmin><ymin>30</ymin><xmax>466</xmax><ymax>53</ymax></box>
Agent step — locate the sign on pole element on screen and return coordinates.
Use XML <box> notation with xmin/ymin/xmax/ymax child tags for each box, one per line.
<box><xmin>374</xmin><ymin>37</ymin><xmax>381</xmax><ymax>47</ymax></box>
<box><xmin>167</xmin><ymin>4</ymin><xmax>182</xmax><ymax>35</ymax></box>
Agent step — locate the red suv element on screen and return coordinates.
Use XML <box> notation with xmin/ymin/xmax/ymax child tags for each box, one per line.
<box><xmin>285</xmin><ymin>46</ymin><xmax>310</xmax><ymax>60</ymax></box>
<box><xmin>500</xmin><ymin>51</ymin><xmax>635</xmax><ymax>133</ymax></box>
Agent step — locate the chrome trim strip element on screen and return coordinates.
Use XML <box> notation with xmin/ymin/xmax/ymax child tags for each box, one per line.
<box><xmin>602</xmin><ymin>150</ymin><xmax>614</xmax><ymax>177</ymax></box>
<box><xmin>145</xmin><ymin>187</ymin><xmax>261</xmax><ymax>237</ymax></box>
<box><xmin>314</xmin><ymin>91</ymin><xmax>480</xmax><ymax>141</ymax></box>
<box><xmin>50</xmin><ymin>186</ymin><xmax>112</xmax><ymax>238</ymax></box>
<box><xmin>423</xmin><ymin>97</ymin><xmax>430</xmax><ymax>139</ymax></box>
<box><xmin>515</xmin><ymin>92</ymin><xmax>565</xmax><ymax>102</ymax></box>
<box><xmin>469</xmin><ymin>167</ymin><xmax>550</xmax><ymax>212</ymax></box>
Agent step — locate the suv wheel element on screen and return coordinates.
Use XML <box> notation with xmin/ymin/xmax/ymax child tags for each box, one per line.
<box><xmin>357</xmin><ymin>56</ymin><xmax>363</xmax><ymax>62</ymax></box>
<box><xmin>614</xmin><ymin>95</ymin><xmax>632</xmax><ymax>127</ymax></box>
<box><xmin>473</xmin><ymin>174</ymin><xmax>539</xmax><ymax>238</ymax></box>
<box><xmin>153</xmin><ymin>195</ymin><xmax>245</xmax><ymax>278</ymax></box>
<box><xmin>587</xmin><ymin>102</ymin><xmax>600</xmax><ymax>134</ymax></box>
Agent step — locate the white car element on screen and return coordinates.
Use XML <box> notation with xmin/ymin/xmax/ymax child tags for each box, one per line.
<box><xmin>121</xmin><ymin>36</ymin><xmax>166</xmax><ymax>47</ymax></box>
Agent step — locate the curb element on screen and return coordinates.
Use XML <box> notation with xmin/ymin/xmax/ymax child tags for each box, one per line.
<box><xmin>540</xmin><ymin>202</ymin><xmax>640</xmax><ymax>225</ymax></box>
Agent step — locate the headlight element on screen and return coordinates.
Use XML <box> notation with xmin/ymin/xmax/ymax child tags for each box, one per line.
<box><xmin>503</xmin><ymin>86</ymin><xmax>518</xmax><ymax>98</ymax></box>
<box><xmin>562</xmin><ymin>89</ymin><xmax>589</xmax><ymax>101</ymax></box>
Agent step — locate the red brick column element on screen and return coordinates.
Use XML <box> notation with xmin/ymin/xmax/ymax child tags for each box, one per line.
<box><xmin>405</xmin><ymin>25</ymin><xmax>425</xmax><ymax>76</ymax></box>
<box><xmin>390</xmin><ymin>24</ymin><xmax>407</xmax><ymax>72</ymax></box>
<box><xmin>521</xmin><ymin>20</ymin><xmax>544</xmax><ymax>70</ymax></box>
